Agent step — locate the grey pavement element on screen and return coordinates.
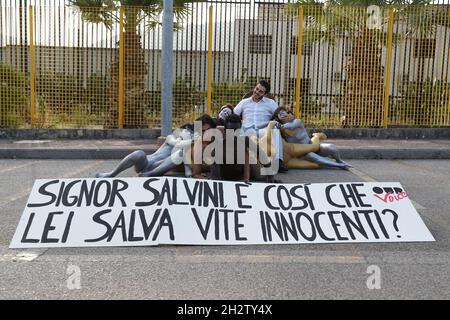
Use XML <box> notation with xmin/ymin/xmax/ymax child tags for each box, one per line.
<box><xmin>0</xmin><ymin>138</ymin><xmax>450</xmax><ymax>159</ymax></box>
<box><xmin>0</xmin><ymin>158</ymin><xmax>449</xmax><ymax>299</ymax></box>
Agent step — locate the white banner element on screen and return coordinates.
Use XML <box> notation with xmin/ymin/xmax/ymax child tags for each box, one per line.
<box><xmin>10</xmin><ymin>177</ymin><xmax>434</xmax><ymax>248</ymax></box>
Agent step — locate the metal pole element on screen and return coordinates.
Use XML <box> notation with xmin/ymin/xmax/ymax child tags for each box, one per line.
<box><xmin>383</xmin><ymin>7</ymin><xmax>394</xmax><ymax>128</ymax></box>
<box><xmin>447</xmin><ymin>7</ymin><xmax>450</xmax><ymax>125</ymax></box>
<box><xmin>118</xmin><ymin>7</ymin><xmax>124</xmax><ymax>128</ymax></box>
<box><xmin>29</xmin><ymin>5</ymin><xmax>36</xmax><ymax>128</ymax></box>
<box><xmin>295</xmin><ymin>6</ymin><xmax>304</xmax><ymax>119</ymax></box>
<box><xmin>206</xmin><ymin>5</ymin><xmax>213</xmax><ymax>115</ymax></box>
<box><xmin>161</xmin><ymin>0</ymin><xmax>173</xmax><ymax>137</ymax></box>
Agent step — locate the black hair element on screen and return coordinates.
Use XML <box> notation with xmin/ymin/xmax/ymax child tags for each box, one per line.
<box><xmin>259</xmin><ymin>80</ymin><xmax>270</xmax><ymax>93</ymax></box>
<box><xmin>195</xmin><ymin>114</ymin><xmax>217</xmax><ymax>128</ymax></box>
<box><xmin>243</xmin><ymin>89</ymin><xmax>276</xmax><ymax>100</ymax></box>
<box><xmin>272</xmin><ymin>106</ymin><xmax>291</xmax><ymax>121</ymax></box>
<box><xmin>224</xmin><ymin>114</ymin><xmax>242</xmax><ymax>129</ymax></box>
<box><xmin>180</xmin><ymin>123</ymin><xmax>194</xmax><ymax>132</ymax></box>
<box><xmin>220</xmin><ymin>104</ymin><xmax>233</xmax><ymax>112</ymax></box>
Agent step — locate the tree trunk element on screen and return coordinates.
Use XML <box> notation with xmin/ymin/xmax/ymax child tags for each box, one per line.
<box><xmin>106</xmin><ymin>32</ymin><xmax>148</xmax><ymax>128</ymax></box>
<box><xmin>342</xmin><ymin>30</ymin><xmax>385</xmax><ymax>127</ymax></box>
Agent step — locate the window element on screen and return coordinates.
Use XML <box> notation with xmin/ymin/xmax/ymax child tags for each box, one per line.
<box><xmin>248</xmin><ymin>35</ymin><xmax>272</xmax><ymax>54</ymax></box>
<box><xmin>401</xmin><ymin>73</ymin><xmax>409</xmax><ymax>83</ymax></box>
<box><xmin>414</xmin><ymin>39</ymin><xmax>436</xmax><ymax>58</ymax></box>
<box><xmin>333</xmin><ymin>72</ymin><xmax>343</xmax><ymax>82</ymax></box>
<box><xmin>344</xmin><ymin>38</ymin><xmax>352</xmax><ymax>57</ymax></box>
<box><xmin>288</xmin><ymin>78</ymin><xmax>310</xmax><ymax>95</ymax></box>
<box><xmin>300</xmin><ymin>78</ymin><xmax>311</xmax><ymax>96</ymax></box>
<box><xmin>290</xmin><ymin>37</ymin><xmax>298</xmax><ymax>55</ymax></box>
<box><xmin>302</xmin><ymin>44</ymin><xmax>313</xmax><ymax>56</ymax></box>
<box><xmin>290</xmin><ymin>37</ymin><xmax>312</xmax><ymax>55</ymax></box>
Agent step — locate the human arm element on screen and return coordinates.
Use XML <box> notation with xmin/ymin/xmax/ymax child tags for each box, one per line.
<box><xmin>281</xmin><ymin>119</ymin><xmax>303</xmax><ymax>130</ymax></box>
<box><xmin>258</xmin><ymin>121</ymin><xmax>278</xmax><ymax>158</ymax></box>
<box><xmin>233</xmin><ymin>100</ymin><xmax>244</xmax><ymax>116</ymax></box>
<box><xmin>174</xmin><ymin>138</ymin><xmax>193</xmax><ymax>149</ymax></box>
<box><xmin>165</xmin><ymin>134</ymin><xmax>181</xmax><ymax>147</ymax></box>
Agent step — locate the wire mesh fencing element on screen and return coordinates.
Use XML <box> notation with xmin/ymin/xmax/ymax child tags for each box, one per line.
<box><xmin>1</xmin><ymin>0</ymin><xmax>450</xmax><ymax>129</ymax></box>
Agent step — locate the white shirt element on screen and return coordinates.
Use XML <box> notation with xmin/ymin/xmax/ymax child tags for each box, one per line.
<box><xmin>233</xmin><ymin>97</ymin><xmax>278</xmax><ymax>131</ymax></box>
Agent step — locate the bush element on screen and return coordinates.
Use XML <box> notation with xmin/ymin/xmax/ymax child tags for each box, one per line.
<box><xmin>392</xmin><ymin>79</ymin><xmax>450</xmax><ymax>126</ymax></box>
<box><xmin>211</xmin><ymin>81</ymin><xmax>252</xmax><ymax>114</ymax></box>
<box><xmin>0</xmin><ymin>64</ymin><xmax>28</xmax><ymax>128</ymax></box>
<box><xmin>35</xmin><ymin>72</ymin><xmax>110</xmax><ymax>127</ymax></box>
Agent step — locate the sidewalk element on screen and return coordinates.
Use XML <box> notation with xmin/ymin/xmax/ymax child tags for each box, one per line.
<box><xmin>0</xmin><ymin>138</ymin><xmax>449</xmax><ymax>159</ymax></box>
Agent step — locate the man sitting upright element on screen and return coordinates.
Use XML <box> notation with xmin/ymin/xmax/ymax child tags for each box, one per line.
<box><xmin>233</xmin><ymin>80</ymin><xmax>287</xmax><ymax>173</ymax></box>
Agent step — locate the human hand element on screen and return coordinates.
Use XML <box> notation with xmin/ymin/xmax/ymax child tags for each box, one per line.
<box><xmin>268</xmin><ymin>120</ymin><xmax>281</xmax><ymax>129</ymax></box>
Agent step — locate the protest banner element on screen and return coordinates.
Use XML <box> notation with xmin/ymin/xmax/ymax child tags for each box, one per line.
<box><xmin>10</xmin><ymin>177</ymin><xmax>434</xmax><ymax>248</ymax></box>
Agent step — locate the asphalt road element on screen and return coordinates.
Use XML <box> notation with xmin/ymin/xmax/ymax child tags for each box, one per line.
<box><xmin>0</xmin><ymin>159</ymin><xmax>449</xmax><ymax>300</ymax></box>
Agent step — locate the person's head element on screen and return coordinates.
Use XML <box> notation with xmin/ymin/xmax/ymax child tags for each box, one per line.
<box><xmin>273</xmin><ymin>106</ymin><xmax>295</xmax><ymax>124</ymax></box>
<box><xmin>218</xmin><ymin>104</ymin><xmax>234</xmax><ymax>121</ymax></box>
<box><xmin>195</xmin><ymin>113</ymin><xmax>217</xmax><ymax>134</ymax></box>
<box><xmin>252</xmin><ymin>80</ymin><xmax>271</xmax><ymax>101</ymax></box>
<box><xmin>224</xmin><ymin>113</ymin><xmax>242</xmax><ymax>130</ymax></box>
<box><xmin>177</xmin><ymin>123</ymin><xmax>194</xmax><ymax>140</ymax></box>
<box><xmin>180</xmin><ymin>123</ymin><xmax>194</xmax><ymax>132</ymax></box>
<box><xmin>258</xmin><ymin>80</ymin><xmax>270</xmax><ymax>94</ymax></box>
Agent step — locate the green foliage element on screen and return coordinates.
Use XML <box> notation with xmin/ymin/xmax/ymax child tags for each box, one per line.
<box><xmin>211</xmin><ymin>81</ymin><xmax>252</xmax><ymax>114</ymax></box>
<box><xmin>143</xmin><ymin>77</ymin><xmax>204</xmax><ymax>126</ymax></box>
<box><xmin>304</xmin><ymin>114</ymin><xmax>342</xmax><ymax>128</ymax></box>
<box><xmin>0</xmin><ymin>63</ymin><xmax>28</xmax><ymax>128</ymax></box>
<box><xmin>69</xmin><ymin>0</ymin><xmax>199</xmax><ymax>31</ymax></box>
<box><xmin>392</xmin><ymin>79</ymin><xmax>450</xmax><ymax>126</ymax></box>
<box><xmin>301</xmin><ymin>95</ymin><xmax>324</xmax><ymax>117</ymax></box>
<box><xmin>172</xmin><ymin>77</ymin><xmax>204</xmax><ymax>116</ymax></box>
<box><xmin>34</xmin><ymin>72</ymin><xmax>110</xmax><ymax>128</ymax></box>
<box><xmin>36</xmin><ymin>72</ymin><xmax>79</xmax><ymax>111</ymax></box>
<box><xmin>85</xmin><ymin>73</ymin><xmax>111</xmax><ymax>114</ymax></box>
<box><xmin>143</xmin><ymin>79</ymin><xmax>254</xmax><ymax>125</ymax></box>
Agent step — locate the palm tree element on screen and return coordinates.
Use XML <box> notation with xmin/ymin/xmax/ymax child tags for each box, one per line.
<box><xmin>68</xmin><ymin>0</ymin><xmax>200</xmax><ymax>128</ymax></box>
<box><xmin>289</xmin><ymin>0</ymin><xmax>449</xmax><ymax>127</ymax></box>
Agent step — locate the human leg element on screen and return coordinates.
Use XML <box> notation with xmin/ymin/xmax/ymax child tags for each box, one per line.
<box><xmin>95</xmin><ymin>150</ymin><xmax>149</xmax><ymax>178</ymax></box>
<box><xmin>140</xmin><ymin>157</ymin><xmax>178</xmax><ymax>177</ymax></box>
<box><xmin>286</xmin><ymin>158</ymin><xmax>319</xmax><ymax>169</ymax></box>
<box><xmin>302</xmin><ymin>152</ymin><xmax>351</xmax><ymax>169</ymax></box>
<box><xmin>288</xmin><ymin>143</ymin><xmax>320</xmax><ymax>158</ymax></box>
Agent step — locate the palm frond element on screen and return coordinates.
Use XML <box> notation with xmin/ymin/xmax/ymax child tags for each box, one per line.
<box><xmin>69</xmin><ymin>0</ymin><xmax>118</xmax><ymax>30</ymax></box>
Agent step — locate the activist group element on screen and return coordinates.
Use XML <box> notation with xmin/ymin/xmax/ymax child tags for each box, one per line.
<box><xmin>95</xmin><ymin>80</ymin><xmax>352</xmax><ymax>183</ymax></box>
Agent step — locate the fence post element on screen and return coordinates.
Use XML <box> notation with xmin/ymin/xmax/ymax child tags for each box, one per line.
<box><xmin>295</xmin><ymin>6</ymin><xmax>304</xmax><ymax>119</ymax></box>
<box><xmin>207</xmin><ymin>5</ymin><xmax>213</xmax><ymax>115</ymax></box>
<box><xmin>29</xmin><ymin>5</ymin><xmax>36</xmax><ymax>128</ymax></box>
<box><xmin>383</xmin><ymin>7</ymin><xmax>394</xmax><ymax>128</ymax></box>
<box><xmin>161</xmin><ymin>0</ymin><xmax>173</xmax><ymax>137</ymax></box>
<box><xmin>118</xmin><ymin>7</ymin><xmax>125</xmax><ymax>129</ymax></box>
<box><xmin>447</xmin><ymin>7</ymin><xmax>450</xmax><ymax>125</ymax></box>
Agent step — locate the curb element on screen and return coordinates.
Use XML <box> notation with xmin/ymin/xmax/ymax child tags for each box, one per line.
<box><xmin>1</xmin><ymin>148</ymin><xmax>449</xmax><ymax>160</ymax></box>
<box><xmin>1</xmin><ymin>128</ymin><xmax>450</xmax><ymax>140</ymax></box>
<box><xmin>340</xmin><ymin>149</ymin><xmax>450</xmax><ymax>160</ymax></box>
<box><xmin>0</xmin><ymin>148</ymin><xmax>156</xmax><ymax>160</ymax></box>
<box><xmin>0</xmin><ymin>128</ymin><xmax>161</xmax><ymax>140</ymax></box>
